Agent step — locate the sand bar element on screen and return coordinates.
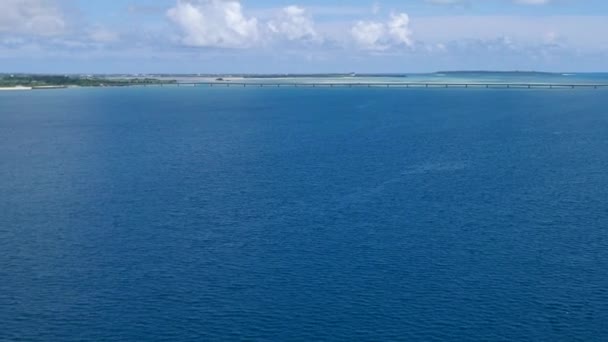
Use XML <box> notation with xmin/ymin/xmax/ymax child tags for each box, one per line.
<box><xmin>0</xmin><ymin>86</ymin><xmax>32</xmax><ymax>91</ymax></box>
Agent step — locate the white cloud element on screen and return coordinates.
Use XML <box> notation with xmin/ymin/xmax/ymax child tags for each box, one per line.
<box><xmin>351</xmin><ymin>12</ymin><xmax>413</xmax><ymax>50</ymax></box>
<box><xmin>388</xmin><ymin>13</ymin><xmax>413</xmax><ymax>46</ymax></box>
<box><xmin>351</xmin><ymin>21</ymin><xmax>388</xmax><ymax>50</ymax></box>
<box><xmin>167</xmin><ymin>0</ymin><xmax>259</xmax><ymax>48</ymax></box>
<box><xmin>267</xmin><ymin>6</ymin><xmax>318</xmax><ymax>42</ymax></box>
<box><xmin>0</xmin><ymin>0</ymin><xmax>66</xmax><ymax>36</ymax></box>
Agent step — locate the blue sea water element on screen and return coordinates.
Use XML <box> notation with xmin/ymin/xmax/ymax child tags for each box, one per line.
<box><xmin>1</xmin><ymin>86</ymin><xmax>608</xmax><ymax>341</ymax></box>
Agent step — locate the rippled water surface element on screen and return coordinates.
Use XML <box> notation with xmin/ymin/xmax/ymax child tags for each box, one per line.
<box><xmin>1</xmin><ymin>87</ymin><xmax>608</xmax><ymax>341</ymax></box>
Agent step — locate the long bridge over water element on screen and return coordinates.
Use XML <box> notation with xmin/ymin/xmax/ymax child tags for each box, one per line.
<box><xmin>138</xmin><ymin>82</ymin><xmax>608</xmax><ymax>89</ymax></box>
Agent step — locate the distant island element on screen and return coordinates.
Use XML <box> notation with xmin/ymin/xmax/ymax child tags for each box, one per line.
<box><xmin>2</xmin><ymin>71</ymin><xmax>606</xmax><ymax>91</ymax></box>
<box><xmin>0</xmin><ymin>74</ymin><xmax>176</xmax><ymax>89</ymax></box>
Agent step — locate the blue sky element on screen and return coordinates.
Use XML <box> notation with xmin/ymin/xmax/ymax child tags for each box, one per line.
<box><xmin>1</xmin><ymin>0</ymin><xmax>607</xmax><ymax>73</ymax></box>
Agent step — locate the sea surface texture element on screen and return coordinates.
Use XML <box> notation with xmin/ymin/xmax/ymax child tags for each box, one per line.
<box><xmin>1</xmin><ymin>86</ymin><xmax>608</xmax><ymax>341</ymax></box>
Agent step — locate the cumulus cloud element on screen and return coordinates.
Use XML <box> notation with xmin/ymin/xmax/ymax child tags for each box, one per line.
<box><xmin>351</xmin><ymin>21</ymin><xmax>387</xmax><ymax>50</ymax></box>
<box><xmin>351</xmin><ymin>13</ymin><xmax>413</xmax><ymax>50</ymax></box>
<box><xmin>167</xmin><ymin>0</ymin><xmax>259</xmax><ymax>48</ymax></box>
<box><xmin>0</xmin><ymin>0</ymin><xmax>66</xmax><ymax>36</ymax></box>
<box><xmin>267</xmin><ymin>6</ymin><xmax>318</xmax><ymax>42</ymax></box>
<box><xmin>166</xmin><ymin>1</ymin><xmax>323</xmax><ymax>47</ymax></box>
<box><xmin>388</xmin><ymin>13</ymin><xmax>413</xmax><ymax>46</ymax></box>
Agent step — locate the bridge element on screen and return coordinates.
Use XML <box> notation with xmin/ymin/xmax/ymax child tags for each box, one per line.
<box><xmin>139</xmin><ymin>82</ymin><xmax>608</xmax><ymax>89</ymax></box>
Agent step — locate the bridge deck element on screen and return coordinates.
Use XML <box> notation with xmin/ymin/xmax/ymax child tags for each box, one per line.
<box><xmin>139</xmin><ymin>82</ymin><xmax>608</xmax><ymax>89</ymax></box>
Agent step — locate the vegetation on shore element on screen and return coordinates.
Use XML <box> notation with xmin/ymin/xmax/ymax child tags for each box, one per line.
<box><xmin>0</xmin><ymin>74</ymin><xmax>176</xmax><ymax>88</ymax></box>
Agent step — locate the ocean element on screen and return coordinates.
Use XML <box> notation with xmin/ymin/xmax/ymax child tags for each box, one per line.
<box><xmin>1</xmin><ymin>85</ymin><xmax>608</xmax><ymax>340</ymax></box>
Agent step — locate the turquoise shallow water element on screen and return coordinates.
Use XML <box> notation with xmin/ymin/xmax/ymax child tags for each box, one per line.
<box><xmin>1</xmin><ymin>87</ymin><xmax>608</xmax><ymax>341</ymax></box>
<box><xmin>167</xmin><ymin>71</ymin><xmax>608</xmax><ymax>85</ymax></box>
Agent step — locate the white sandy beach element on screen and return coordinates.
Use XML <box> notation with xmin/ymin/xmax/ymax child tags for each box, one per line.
<box><xmin>0</xmin><ymin>86</ymin><xmax>32</xmax><ymax>91</ymax></box>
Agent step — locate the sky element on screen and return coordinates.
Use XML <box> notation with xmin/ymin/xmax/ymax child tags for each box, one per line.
<box><xmin>1</xmin><ymin>0</ymin><xmax>607</xmax><ymax>73</ymax></box>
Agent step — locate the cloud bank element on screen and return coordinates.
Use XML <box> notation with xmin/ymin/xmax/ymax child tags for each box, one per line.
<box><xmin>0</xmin><ymin>0</ymin><xmax>66</xmax><ymax>36</ymax></box>
<box><xmin>0</xmin><ymin>0</ymin><xmax>606</xmax><ymax>72</ymax></box>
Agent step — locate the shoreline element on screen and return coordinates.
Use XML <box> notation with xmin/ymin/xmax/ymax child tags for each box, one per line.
<box><xmin>0</xmin><ymin>86</ymin><xmax>32</xmax><ymax>91</ymax></box>
<box><xmin>1</xmin><ymin>82</ymin><xmax>608</xmax><ymax>91</ymax></box>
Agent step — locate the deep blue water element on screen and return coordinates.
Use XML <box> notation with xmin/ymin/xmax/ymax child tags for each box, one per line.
<box><xmin>1</xmin><ymin>87</ymin><xmax>608</xmax><ymax>341</ymax></box>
